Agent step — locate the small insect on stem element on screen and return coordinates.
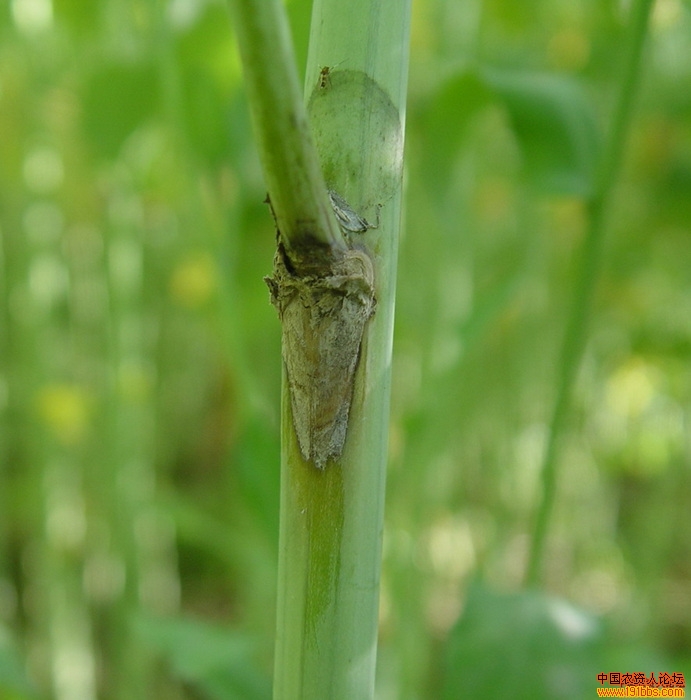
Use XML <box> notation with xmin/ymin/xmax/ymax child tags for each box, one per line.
<box><xmin>318</xmin><ymin>61</ymin><xmax>345</xmax><ymax>90</ymax></box>
<box><xmin>328</xmin><ymin>190</ymin><xmax>380</xmax><ymax>235</ymax></box>
<box><xmin>318</xmin><ymin>66</ymin><xmax>332</xmax><ymax>89</ymax></box>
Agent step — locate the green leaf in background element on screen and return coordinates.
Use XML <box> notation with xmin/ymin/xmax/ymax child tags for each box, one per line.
<box><xmin>135</xmin><ymin>615</ymin><xmax>270</xmax><ymax>700</ymax></box>
<box><xmin>418</xmin><ymin>67</ymin><xmax>600</xmax><ymax>198</ymax></box>
<box><xmin>483</xmin><ymin>69</ymin><xmax>601</xmax><ymax>197</ymax></box>
<box><xmin>82</xmin><ymin>61</ymin><xmax>161</xmax><ymax>159</ymax></box>
<box><xmin>52</xmin><ymin>0</ymin><xmax>98</xmax><ymax>35</ymax></box>
<box><xmin>175</xmin><ymin>4</ymin><xmax>239</xmax><ymax>166</ymax></box>
<box><xmin>418</xmin><ymin>70</ymin><xmax>493</xmax><ymax>188</ymax></box>
<box><xmin>442</xmin><ymin>582</ymin><xmax>602</xmax><ymax>700</ymax></box>
<box><xmin>178</xmin><ymin>65</ymin><xmax>233</xmax><ymax>165</ymax></box>
<box><xmin>0</xmin><ymin>625</ymin><xmax>39</xmax><ymax>700</ymax></box>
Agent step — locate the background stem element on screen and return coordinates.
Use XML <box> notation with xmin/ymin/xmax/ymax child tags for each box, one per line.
<box><xmin>525</xmin><ymin>0</ymin><xmax>656</xmax><ymax>587</ymax></box>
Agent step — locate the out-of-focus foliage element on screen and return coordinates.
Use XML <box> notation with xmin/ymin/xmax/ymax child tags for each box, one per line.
<box><xmin>0</xmin><ymin>0</ymin><xmax>690</xmax><ymax>698</ymax></box>
<box><xmin>442</xmin><ymin>582</ymin><xmax>602</xmax><ymax>700</ymax></box>
<box><xmin>134</xmin><ymin>614</ymin><xmax>271</xmax><ymax>700</ymax></box>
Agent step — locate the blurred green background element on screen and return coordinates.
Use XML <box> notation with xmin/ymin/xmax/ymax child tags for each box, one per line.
<box><xmin>1</xmin><ymin>0</ymin><xmax>691</xmax><ymax>698</ymax></box>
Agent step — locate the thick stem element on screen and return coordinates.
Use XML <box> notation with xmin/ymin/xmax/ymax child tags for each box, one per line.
<box><xmin>272</xmin><ymin>0</ymin><xmax>411</xmax><ymax>698</ymax></box>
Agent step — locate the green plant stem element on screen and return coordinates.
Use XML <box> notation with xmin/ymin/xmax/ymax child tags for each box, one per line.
<box><xmin>525</xmin><ymin>0</ymin><xmax>655</xmax><ymax>587</ymax></box>
<box><xmin>229</xmin><ymin>0</ymin><xmax>410</xmax><ymax>693</ymax></box>
<box><xmin>271</xmin><ymin>1</ymin><xmax>411</xmax><ymax>698</ymax></box>
<box><xmin>227</xmin><ymin>0</ymin><xmax>344</xmax><ymax>253</ymax></box>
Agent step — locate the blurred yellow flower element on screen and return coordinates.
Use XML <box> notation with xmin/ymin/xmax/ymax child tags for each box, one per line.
<box><xmin>169</xmin><ymin>252</ymin><xmax>217</xmax><ymax>309</ymax></box>
<box><xmin>606</xmin><ymin>357</ymin><xmax>658</xmax><ymax>420</ymax></box>
<box><xmin>36</xmin><ymin>384</ymin><xmax>90</xmax><ymax>445</ymax></box>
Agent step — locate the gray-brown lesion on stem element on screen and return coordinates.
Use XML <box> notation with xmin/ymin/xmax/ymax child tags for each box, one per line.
<box><xmin>266</xmin><ymin>220</ymin><xmax>376</xmax><ymax>469</ymax></box>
